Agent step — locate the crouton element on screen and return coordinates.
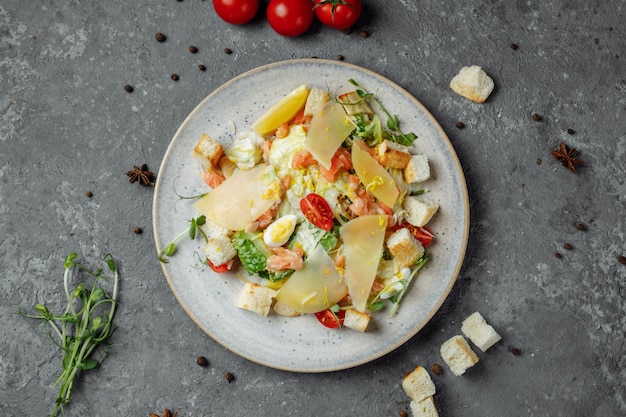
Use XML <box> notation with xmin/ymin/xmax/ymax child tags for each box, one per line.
<box><xmin>404</xmin><ymin>154</ymin><xmax>430</xmax><ymax>184</ymax></box>
<box><xmin>272</xmin><ymin>300</ymin><xmax>301</xmax><ymax>317</ymax></box>
<box><xmin>449</xmin><ymin>65</ymin><xmax>495</xmax><ymax>103</ymax></box>
<box><xmin>193</xmin><ymin>133</ymin><xmax>224</xmax><ymax>170</ymax></box>
<box><xmin>236</xmin><ymin>283</ymin><xmax>277</xmax><ymax>316</ymax></box>
<box><xmin>303</xmin><ymin>87</ymin><xmax>330</xmax><ymax>117</ymax></box>
<box><xmin>402</xmin><ymin>366</ymin><xmax>436</xmax><ymax>403</ymax></box>
<box><xmin>409</xmin><ymin>396</ymin><xmax>439</xmax><ymax>417</ymax></box>
<box><xmin>440</xmin><ymin>335</ymin><xmax>479</xmax><ymax>376</ymax></box>
<box><xmin>337</xmin><ymin>91</ymin><xmax>374</xmax><ymax>116</ymax></box>
<box><xmin>343</xmin><ymin>309</ymin><xmax>370</xmax><ymax>332</ymax></box>
<box><xmin>461</xmin><ymin>311</ymin><xmax>502</xmax><ymax>352</ymax></box>
<box><xmin>403</xmin><ymin>196</ymin><xmax>439</xmax><ymax>228</ymax></box>
<box><xmin>377</xmin><ymin>140</ymin><xmax>412</xmax><ymax>169</ymax></box>
<box><xmin>387</xmin><ymin>228</ymin><xmax>425</xmax><ymax>267</ymax></box>
<box><xmin>202</xmin><ymin>235</ymin><xmax>237</xmax><ymax>268</ymax></box>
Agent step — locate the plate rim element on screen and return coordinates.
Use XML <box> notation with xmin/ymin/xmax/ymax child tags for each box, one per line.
<box><xmin>152</xmin><ymin>58</ymin><xmax>470</xmax><ymax>372</ymax></box>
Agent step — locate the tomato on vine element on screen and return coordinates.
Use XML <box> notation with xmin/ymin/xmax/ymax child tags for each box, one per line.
<box><xmin>313</xmin><ymin>0</ymin><xmax>362</xmax><ymax>30</ymax></box>
<box><xmin>213</xmin><ymin>0</ymin><xmax>259</xmax><ymax>25</ymax></box>
<box><xmin>267</xmin><ymin>0</ymin><xmax>315</xmax><ymax>37</ymax></box>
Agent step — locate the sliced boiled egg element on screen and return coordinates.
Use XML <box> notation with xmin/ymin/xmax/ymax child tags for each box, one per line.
<box><xmin>263</xmin><ymin>214</ymin><xmax>298</xmax><ymax>247</ymax></box>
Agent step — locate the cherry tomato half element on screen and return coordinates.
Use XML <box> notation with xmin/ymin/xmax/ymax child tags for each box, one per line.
<box><xmin>213</xmin><ymin>0</ymin><xmax>259</xmax><ymax>25</ymax></box>
<box><xmin>313</xmin><ymin>0</ymin><xmax>361</xmax><ymax>31</ymax></box>
<box><xmin>315</xmin><ymin>309</ymin><xmax>345</xmax><ymax>329</ymax></box>
<box><xmin>267</xmin><ymin>0</ymin><xmax>314</xmax><ymax>37</ymax></box>
<box><xmin>388</xmin><ymin>222</ymin><xmax>434</xmax><ymax>247</ymax></box>
<box><xmin>300</xmin><ymin>193</ymin><xmax>333</xmax><ymax>231</ymax></box>
<box><xmin>208</xmin><ymin>259</ymin><xmax>230</xmax><ymax>273</ymax></box>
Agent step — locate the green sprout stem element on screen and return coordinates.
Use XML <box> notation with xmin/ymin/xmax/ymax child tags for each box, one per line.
<box><xmin>19</xmin><ymin>253</ymin><xmax>120</xmax><ymax>417</ymax></box>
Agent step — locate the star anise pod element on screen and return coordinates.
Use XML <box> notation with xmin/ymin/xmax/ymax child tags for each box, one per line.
<box><xmin>551</xmin><ymin>142</ymin><xmax>583</xmax><ymax>173</ymax></box>
<box><xmin>126</xmin><ymin>164</ymin><xmax>155</xmax><ymax>186</ymax></box>
<box><xmin>150</xmin><ymin>409</ymin><xmax>178</xmax><ymax>417</ymax></box>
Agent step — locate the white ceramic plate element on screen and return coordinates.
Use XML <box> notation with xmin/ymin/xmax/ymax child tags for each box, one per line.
<box><xmin>153</xmin><ymin>59</ymin><xmax>469</xmax><ymax>372</ymax></box>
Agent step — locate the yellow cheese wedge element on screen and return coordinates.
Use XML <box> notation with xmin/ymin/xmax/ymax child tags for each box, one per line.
<box><xmin>351</xmin><ymin>139</ymin><xmax>399</xmax><ymax>208</ymax></box>
<box><xmin>340</xmin><ymin>215</ymin><xmax>388</xmax><ymax>312</ymax></box>
<box><xmin>304</xmin><ymin>101</ymin><xmax>354</xmax><ymax>170</ymax></box>
<box><xmin>195</xmin><ymin>164</ymin><xmax>281</xmax><ymax>231</ymax></box>
<box><xmin>276</xmin><ymin>244</ymin><xmax>348</xmax><ymax>313</ymax></box>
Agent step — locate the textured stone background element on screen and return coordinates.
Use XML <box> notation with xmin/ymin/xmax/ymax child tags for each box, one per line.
<box><xmin>1</xmin><ymin>1</ymin><xmax>625</xmax><ymax>416</ymax></box>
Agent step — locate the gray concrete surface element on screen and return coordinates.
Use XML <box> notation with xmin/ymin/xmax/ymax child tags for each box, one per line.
<box><xmin>1</xmin><ymin>1</ymin><xmax>625</xmax><ymax>416</ymax></box>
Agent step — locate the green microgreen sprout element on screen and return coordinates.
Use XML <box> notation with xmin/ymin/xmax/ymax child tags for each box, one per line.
<box><xmin>158</xmin><ymin>214</ymin><xmax>208</xmax><ymax>263</ymax></box>
<box><xmin>347</xmin><ymin>78</ymin><xmax>418</xmax><ymax>146</ymax></box>
<box><xmin>172</xmin><ymin>176</ymin><xmax>208</xmax><ymax>211</ymax></box>
<box><xmin>18</xmin><ymin>253</ymin><xmax>120</xmax><ymax>417</ymax></box>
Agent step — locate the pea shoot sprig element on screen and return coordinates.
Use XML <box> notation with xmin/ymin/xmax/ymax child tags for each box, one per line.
<box><xmin>347</xmin><ymin>78</ymin><xmax>418</xmax><ymax>146</ymax></box>
<box><xmin>18</xmin><ymin>253</ymin><xmax>120</xmax><ymax>417</ymax></box>
<box><xmin>158</xmin><ymin>214</ymin><xmax>208</xmax><ymax>263</ymax></box>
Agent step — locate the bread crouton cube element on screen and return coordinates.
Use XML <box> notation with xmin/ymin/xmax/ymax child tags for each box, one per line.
<box><xmin>236</xmin><ymin>283</ymin><xmax>277</xmax><ymax>317</ymax></box>
<box><xmin>377</xmin><ymin>140</ymin><xmax>411</xmax><ymax>169</ymax></box>
<box><xmin>404</xmin><ymin>154</ymin><xmax>430</xmax><ymax>184</ymax></box>
<box><xmin>303</xmin><ymin>87</ymin><xmax>330</xmax><ymax>117</ymax></box>
<box><xmin>403</xmin><ymin>196</ymin><xmax>439</xmax><ymax>228</ymax></box>
<box><xmin>343</xmin><ymin>309</ymin><xmax>370</xmax><ymax>332</ymax></box>
<box><xmin>402</xmin><ymin>366</ymin><xmax>436</xmax><ymax>403</ymax></box>
<box><xmin>272</xmin><ymin>300</ymin><xmax>301</xmax><ymax>317</ymax></box>
<box><xmin>410</xmin><ymin>396</ymin><xmax>439</xmax><ymax>417</ymax></box>
<box><xmin>337</xmin><ymin>91</ymin><xmax>374</xmax><ymax>115</ymax></box>
<box><xmin>449</xmin><ymin>65</ymin><xmax>495</xmax><ymax>103</ymax></box>
<box><xmin>193</xmin><ymin>133</ymin><xmax>224</xmax><ymax>170</ymax></box>
<box><xmin>461</xmin><ymin>311</ymin><xmax>502</xmax><ymax>352</ymax></box>
<box><xmin>440</xmin><ymin>335</ymin><xmax>479</xmax><ymax>376</ymax></box>
<box><xmin>387</xmin><ymin>228</ymin><xmax>425</xmax><ymax>267</ymax></box>
<box><xmin>202</xmin><ymin>235</ymin><xmax>237</xmax><ymax>267</ymax></box>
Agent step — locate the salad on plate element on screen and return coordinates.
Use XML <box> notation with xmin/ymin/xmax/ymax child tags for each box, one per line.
<box><xmin>161</xmin><ymin>79</ymin><xmax>439</xmax><ymax>332</ymax></box>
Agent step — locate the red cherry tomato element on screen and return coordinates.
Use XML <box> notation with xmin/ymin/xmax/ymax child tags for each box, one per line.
<box><xmin>315</xmin><ymin>309</ymin><xmax>345</xmax><ymax>329</ymax></box>
<box><xmin>208</xmin><ymin>259</ymin><xmax>230</xmax><ymax>273</ymax></box>
<box><xmin>267</xmin><ymin>0</ymin><xmax>314</xmax><ymax>37</ymax></box>
<box><xmin>388</xmin><ymin>222</ymin><xmax>434</xmax><ymax>247</ymax></box>
<box><xmin>213</xmin><ymin>0</ymin><xmax>259</xmax><ymax>25</ymax></box>
<box><xmin>300</xmin><ymin>193</ymin><xmax>333</xmax><ymax>231</ymax></box>
<box><xmin>313</xmin><ymin>0</ymin><xmax>361</xmax><ymax>30</ymax></box>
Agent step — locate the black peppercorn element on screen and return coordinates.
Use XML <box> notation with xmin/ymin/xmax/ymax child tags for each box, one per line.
<box><xmin>455</xmin><ymin>121</ymin><xmax>465</xmax><ymax>129</ymax></box>
<box><xmin>224</xmin><ymin>372</ymin><xmax>235</xmax><ymax>383</ymax></box>
<box><xmin>563</xmin><ymin>243</ymin><xmax>572</xmax><ymax>250</ymax></box>
<box><xmin>576</xmin><ymin>223</ymin><xmax>586</xmax><ymax>231</ymax></box>
<box><xmin>359</xmin><ymin>30</ymin><xmax>369</xmax><ymax>38</ymax></box>
<box><xmin>133</xmin><ymin>227</ymin><xmax>142</xmax><ymax>234</ymax></box>
<box><xmin>85</xmin><ymin>191</ymin><xmax>93</xmax><ymax>198</ymax></box>
<box><xmin>189</xmin><ymin>45</ymin><xmax>198</xmax><ymax>53</ymax></box>
<box><xmin>196</xmin><ymin>356</ymin><xmax>209</xmax><ymax>367</ymax></box>
<box><xmin>124</xmin><ymin>84</ymin><xmax>134</xmax><ymax>93</ymax></box>
<box><xmin>511</xmin><ymin>347</ymin><xmax>521</xmax><ymax>356</ymax></box>
<box><xmin>555</xmin><ymin>252</ymin><xmax>562</xmax><ymax>259</ymax></box>
<box><xmin>224</xmin><ymin>48</ymin><xmax>232</xmax><ymax>54</ymax></box>
<box><xmin>531</xmin><ymin>113</ymin><xmax>541</xmax><ymax>121</ymax></box>
<box><xmin>567</xmin><ymin>128</ymin><xmax>575</xmax><ymax>135</ymax></box>
<box><xmin>618</xmin><ymin>255</ymin><xmax>626</xmax><ymax>265</ymax></box>
<box><xmin>431</xmin><ymin>363</ymin><xmax>443</xmax><ymax>375</ymax></box>
<box><xmin>155</xmin><ymin>32</ymin><xmax>166</xmax><ymax>42</ymax></box>
<box><xmin>510</xmin><ymin>43</ymin><xmax>518</xmax><ymax>50</ymax></box>
<box><xmin>171</xmin><ymin>73</ymin><xmax>179</xmax><ymax>81</ymax></box>
<box><xmin>198</xmin><ymin>64</ymin><xmax>206</xmax><ymax>71</ymax></box>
